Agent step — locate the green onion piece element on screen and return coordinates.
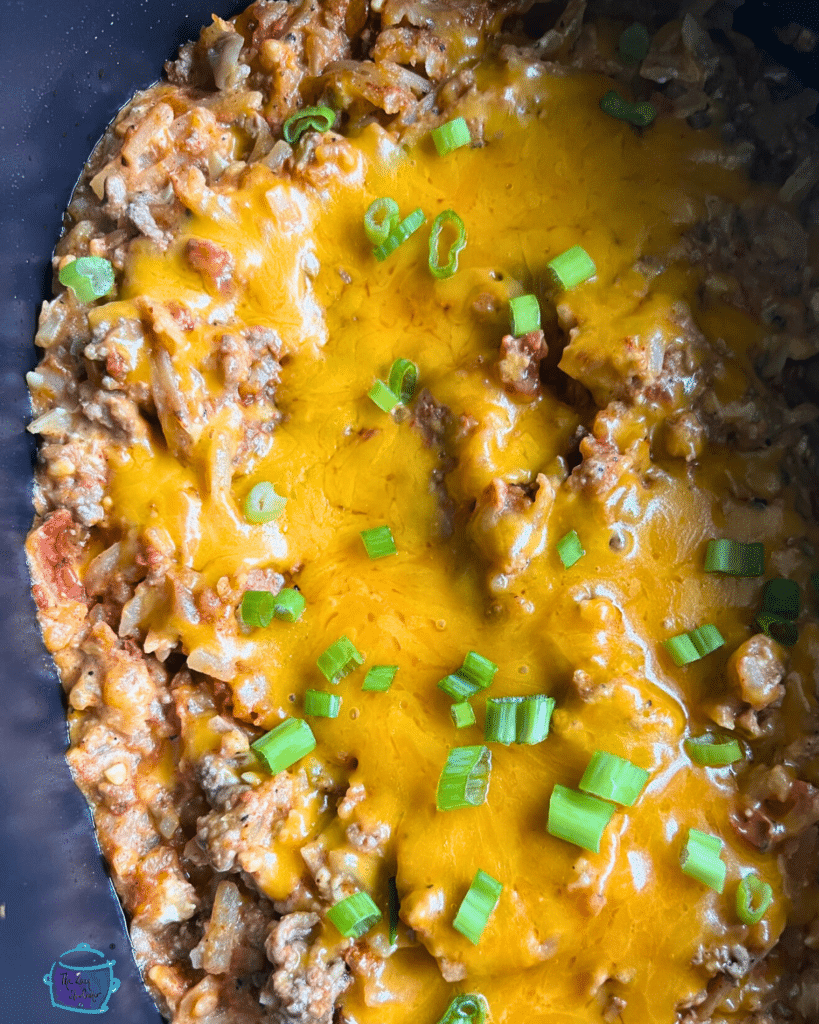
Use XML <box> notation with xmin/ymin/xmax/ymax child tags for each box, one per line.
<box><xmin>452</xmin><ymin>869</ymin><xmax>502</xmax><ymax>945</ymax></box>
<box><xmin>362</xmin><ymin>665</ymin><xmax>398</xmax><ymax>692</ymax></box>
<box><xmin>244</xmin><ymin>482</ymin><xmax>287</xmax><ymax>524</ymax></box>
<box><xmin>516</xmin><ymin>695</ymin><xmax>555</xmax><ymax>744</ymax></box>
<box><xmin>557</xmin><ymin>529</ymin><xmax>585</xmax><ymax>568</ymax></box>
<box><xmin>600</xmin><ymin>89</ymin><xmax>657</xmax><ymax>127</ymax></box>
<box><xmin>303</xmin><ymin>689</ymin><xmax>341</xmax><ymax>718</ymax></box>
<box><xmin>680</xmin><ymin>828</ymin><xmax>726</xmax><ymax>893</ymax></box>
<box><xmin>663</xmin><ymin>632</ymin><xmax>702</xmax><ymax>667</ymax></box>
<box><xmin>317</xmin><ymin>635</ymin><xmax>364</xmax><ymax>683</ymax></box>
<box><xmin>435</xmin><ymin>994</ymin><xmax>489</xmax><ymax>1024</ymax></box>
<box><xmin>59</xmin><ymin>256</ymin><xmax>116</xmax><ymax>303</ymax></box>
<box><xmin>547</xmin><ymin>246</ymin><xmax>596</xmax><ymax>290</ymax></box>
<box><xmin>240</xmin><ymin>590</ymin><xmax>275</xmax><ymax>628</ymax></box>
<box><xmin>360</xmin><ymin>525</ymin><xmax>397</xmax><ymax>559</ymax></box>
<box><xmin>428</xmin><ymin>210</ymin><xmax>467</xmax><ymax>280</ymax></box>
<box><xmin>436</xmin><ymin>745</ymin><xmax>492</xmax><ymax>811</ymax></box>
<box><xmin>251</xmin><ymin>718</ymin><xmax>316</xmax><ymax>774</ymax></box>
<box><xmin>629</xmin><ymin>101</ymin><xmax>657</xmax><ymax>127</ymax></box>
<box><xmin>703</xmin><ymin>539</ymin><xmax>764</xmax><ymax>577</ymax></box>
<box><xmin>326</xmin><ymin>891</ymin><xmax>382</xmax><ymax>939</ymax></box>
<box><xmin>685</xmin><ymin>734</ymin><xmax>743</xmax><ymax>767</ymax></box>
<box><xmin>451</xmin><ymin>701</ymin><xmax>476</xmax><ymax>729</ymax></box>
<box><xmin>688</xmin><ymin>623</ymin><xmax>725</xmax><ymax>658</ymax></box>
<box><xmin>373</xmin><ymin>207</ymin><xmax>425</xmax><ymax>262</ymax></box>
<box><xmin>547</xmin><ymin>785</ymin><xmax>616</xmax><ymax>853</ymax></box>
<box><xmin>388</xmin><ymin>876</ymin><xmax>400</xmax><ymax>945</ymax></box>
<box><xmin>579</xmin><ymin>751</ymin><xmax>649</xmax><ymax>806</ymax></box>
<box><xmin>484</xmin><ymin>697</ymin><xmax>521</xmax><ymax>745</ymax></box>
<box><xmin>618</xmin><ymin>22</ymin><xmax>650</xmax><ymax>63</ymax></box>
<box><xmin>762</xmin><ymin>578</ymin><xmax>800</xmax><ymax>619</ymax></box>
<box><xmin>460</xmin><ymin>651</ymin><xmax>498</xmax><ymax>690</ymax></box>
<box><xmin>438</xmin><ymin>673</ymin><xmax>480</xmax><ymax>701</ymax></box>
<box><xmin>431</xmin><ymin>116</ymin><xmax>471</xmax><ymax>156</ymax></box>
<box><xmin>282</xmin><ymin>104</ymin><xmax>335</xmax><ymax>144</ymax></box>
<box><xmin>364</xmin><ymin>197</ymin><xmax>400</xmax><ymax>246</ymax></box>
<box><xmin>755</xmin><ymin>612</ymin><xmax>798</xmax><ymax>647</ymax></box>
<box><xmin>387</xmin><ymin>358</ymin><xmax>418</xmax><ymax>403</ymax></box>
<box><xmin>272</xmin><ymin>588</ymin><xmax>305</xmax><ymax>622</ymax></box>
<box><xmin>508</xmin><ymin>294</ymin><xmax>541</xmax><ymax>336</ymax></box>
<box><xmin>736</xmin><ymin>874</ymin><xmax>773</xmax><ymax>926</ymax></box>
<box><xmin>368</xmin><ymin>379</ymin><xmax>399</xmax><ymax>412</ymax></box>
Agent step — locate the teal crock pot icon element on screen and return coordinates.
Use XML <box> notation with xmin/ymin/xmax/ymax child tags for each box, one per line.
<box><xmin>43</xmin><ymin>943</ymin><xmax>120</xmax><ymax>1014</ymax></box>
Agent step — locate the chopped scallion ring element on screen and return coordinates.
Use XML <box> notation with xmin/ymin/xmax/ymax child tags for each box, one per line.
<box><xmin>484</xmin><ymin>697</ymin><xmax>521</xmax><ymax>745</ymax></box>
<box><xmin>761</xmin><ymin>578</ymin><xmax>800</xmax><ymax>619</ymax></box>
<box><xmin>579</xmin><ymin>751</ymin><xmax>649</xmax><ymax>806</ymax></box>
<box><xmin>373</xmin><ymin>207</ymin><xmax>425</xmax><ymax>262</ymax></box>
<box><xmin>547</xmin><ymin>785</ymin><xmax>615</xmax><ymax>853</ymax></box>
<box><xmin>59</xmin><ymin>256</ymin><xmax>116</xmax><ymax>303</ymax></box>
<box><xmin>688</xmin><ymin>623</ymin><xmax>725</xmax><ymax>658</ymax></box>
<box><xmin>436</xmin><ymin>745</ymin><xmax>492</xmax><ymax>811</ymax></box>
<box><xmin>460</xmin><ymin>650</ymin><xmax>498</xmax><ymax>690</ymax></box>
<box><xmin>368</xmin><ymin>379</ymin><xmax>399</xmax><ymax>412</ymax></box>
<box><xmin>736</xmin><ymin>874</ymin><xmax>773</xmax><ymax>926</ymax></box>
<box><xmin>452</xmin><ymin>869</ymin><xmax>502</xmax><ymax>945</ymax></box>
<box><xmin>362</xmin><ymin>665</ymin><xmax>398</xmax><ymax>692</ymax></box>
<box><xmin>388</xmin><ymin>876</ymin><xmax>400</xmax><ymax>945</ymax></box>
<box><xmin>548</xmin><ymin>246</ymin><xmax>596</xmax><ymax>290</ymax></box>
<box><xmin>663</xmin><ymin>633</ymin><xmax>700</xmax><ymax>666</ymax></box>
<box><xmin>703</xmin><ymin>539</ymin><xmax>764</xmax><ymax>576</ymax></box>
<box><xmin>364</xmin><ymin>197</ymin><xmax>400</xmax><ymax>247</ymax></box>
<box><xmin>327</xmin><ymin>891</ymin><xmax>382</xmax><ymax>939</ymax></box>
<box><xmin>303</xmin><ymin>689</ymin><xmax>341</xmax><ymax>718</ymax></box>
<box><xmin>243</xmin><ymin>482</ymin><xmax>287</xmax><ymax>524</ymax></box>
<box><xmin>557</xmin><ymin>529</ymin><xmax>585</xmax><ymax>568</ymax></box>
<box><xmin>755</xmin><ymin>612</ymin><xmax>798</xmax><ymax>647</ymax></box>
<box><xmin>272</xmin><ymin>588</ymin><xmax>305</xmax><ymax>622</ymax></box>
<box><xmin>360</xmin><ymin>525</ymin><xmax>397</xmax><ymax>559</ymax></box>
<box><xmin>516</xmin><ymin>695</ymin><xmax>555</xmax><ymax>745</ymax></box>
<box><xmin>428</xmin><ymin>209</ymin><xmax>467</xmax><ymax>279</ymax></box>
<box><xmin>680</xmin><ymin>828</ymin><xmax>726</xmax><ymax>893</ymax></box>
<box><xmin>388</xmin><ymin>358</ymin><xmax>418</xmax><ymax>403</ymax></box>
<box><xmin>600</xmin><ymin>89</ymin><xmax>657</xmax><ymax>127</ymax></box>
<box><xmin>240</xmin><ymin>590</ymin><xmax>275</xmax><ymax>628</ymax></box>
<box><xmin>685</xmin><ymin>733</ymin><xmax>743</xmax><ymax>767</ymax></box>
<box><xmin>251</xmin><ymin>718</ymin><xmax>316</xmax><ymax>774</ymax></box>
<box><xmin>282</xmin><ymin>104</ymin><xmax>335</xmax><ymax>144</ymax></box>
<box><xmin>508</xmin><ymin>294</ymin><xmax>541</xmax><ymax>336</ymax></box>
<box><xmin>451</xmin><ymin>702</ymin><xmax>476</xmax><ymax>729</ymax></box>
<box><xmin>431</xmin><ymin>116</ymin><xmax>471</xmax><ymax>156</ymax></box>
<box><xmin>438</xmin><ymin>673</ymin><xmax>479</xmax><ymax>701</ymax></box>
<box><xmin>317</xmin><ymin>635</ymin><xmax>364</xmax><ymax>683</ymax></box>
<box><xmin>618</xmin><ymin>23</ymin><xmax>650</xmax><ymax>63</ymax></box>
<box><xmin>435</xmin><ymin>994</ymin><xmax>488</xmax><ymax>1024</ymax></box>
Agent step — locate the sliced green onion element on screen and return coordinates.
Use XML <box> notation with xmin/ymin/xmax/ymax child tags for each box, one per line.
<box><xmin>360</xmin><ymin>525</ymin><xmax>397</xmax><ymax>559</ymax></box>
<box><xmin>240</xmin><ymin>590</ymin><xmax>275</xmax><ymax>628</ymax></box>
<box><xmin>509</xmin><ymin>294</ymin><xmax>541</xmax><ymax>336</ymax></box>
<box><xmin>59</xmin><ymin>256</ymin><xmax>116</xmax><ymax>303</ymax></box>
<box><xmin>663</xmin><ymin>633</ymin><xmax>700</xmax><ymax>666</ymax></box>
<box><xmin>431</xmin><ymin>116</ymin><xmax>471</xmax><ymax>156</ymax></box>
<box><xmin>547</xmin><ymin>246</ymin><xmax>596</xmax><ymax>290</ymax></box>
<box><xmin>761</xmin><ymin>578</ymin><xmax>800</xmax><ymax>619</ymax></box>
<box><xmin>460</xmin><ymin>651</ymin><xmax>498</xmax><ymax>691</ymax></box>
<box><xmin>680</xmin><ymin>828</ymin><xmax>726</xmax><ymax>893</ymax></box>
<box><xmin>303</xmin><ymin>689</ymin><xmax>341</xmax><ymax>718</ymax></box>
<box><xmin>317</xmin><ymin>636</ymin><xmax>364</xmax><ymax>683</ymax></box>
<box><xmin>688</xmin><ymin>623</ymin><xmax>725</xmax><ymax>658</ymax></box>
<box><xmin>326</xmin><ymin>891</ymin><xmax>382</xmax><ymax>939</ymax></box>
<box><xmin>685</xmin><ymin>734</ymin><xmax>743</xmax><ymax>767</ymax></box>
<box><xmin>436</xmin><ymin>745</ymin><xmax>491</xmax><ymax>811</ymax></box>
<box><xmin>618</xmin><ymin>22</ymin><xmax>651</xmax><ymax>63</ymax></box>
<box><xmin>387</xmin><ymin>358</ymin><xmax>418</xmax><ymax>404</ymax></box>
<box><xmin>557</xmin><ymin>529</ymin><xmax>585</xmax><ymax>568</ymax></box>
<box><xmin>272</xmin><ymin>588</ymin><xmax>305</xmax><ymax>622</ymax></box>
<box><xmin>600</xmin><ymin>89</ymin><xmax>657</xmax><ymax>127</ymax></box>
<box><xmin>251</xmin><ymin>718</ymin><xmax>316</xmax><ymax>774</ymax></box>
<box><xmin>451</xmin><ymin>701</ymin><xmax>476</xmax><ymax>729</ymax></box>
<box><xmin>736</xmin><ymin>874</ymin><xmax>773</xmax><ymax>926</ymax></box>
<box><xmin>435</xmin><ymin>994</ymin><xmax>488</xmax><ymax>1024</ymax></box>
<box><xmin>755</xmin><ymin>612</ymin><xmax>798</xmax><ymax>647</ymax></box>
<box><xmin>704</xmin><ymin>539</ymin><xmax>764</xmax><ymax>577</ymax></box>
<box><xmin>516</xmin><ymin>695</ymin><xmax>555</xmax><ymax>744</ymax></box>
<box><xmin>579</xmin><ymin>751</ymin><xmax>649</xmax><ymax>806</ymax></box>
<box><xmin>547</xmin><ymin>785</ymin><xmax>616</xmax><ymax>853</ymax></box>
<box><xmin>282</xmin><ymin>104</ymin><xmax>335</xmax><ymax>144</ymax></box>
<box><xmin>452</xmin><ymin>869</ymin><xmax>502</xmax><ymax>945</ymax></box>
<box><xmin>438</xmin><ymin>673</ymin><xmax>480</xmax><ymax>701</ymax></box>
<box><xmin>368</xmin><ymin>379</ymin><xmax>399</xmax><ymax>412</ymax></box>
<box><xmin>428</xmin><ymin>210</ymin><xmax>467</xmax><ymax>280</ymax></box>
<box><xmin>373</xmin><ymin>208</ymin><xmax>425</xmax><ymax>262</ymax></box>
<box><xmin>364</xmin><ymin>197</ymin><xmax>400</xmax><ymax>247</ymax></box>
<box><xmin>388</xmin><ymin>876</ymin><xmax>400</xmax><ymax>944</ymax></box>
<box><xmin>362</xmin><ymin>665</ymin><xmax>398</xmax><ymax>692</ymax></box>
<box><xmin>485</xmin><ymin>697</ymin><xmax>521</xmax><ymax>745</ymax></box>
<box><xmin>244</xmin><ymin>482</ymin><xmax>287</xmax><ymax>524</ymax></box>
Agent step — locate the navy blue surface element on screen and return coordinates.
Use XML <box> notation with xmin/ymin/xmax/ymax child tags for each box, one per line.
<box><xmin>0</xmin><ymin>1</ymin><xmax>817</xmax><ymax>1022</ymax></box>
